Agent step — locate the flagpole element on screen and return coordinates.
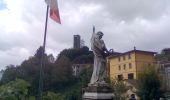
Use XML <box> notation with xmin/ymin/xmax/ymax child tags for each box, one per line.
<box><xmin>38</xmin><ymin>5</ymin><xmax>49</xmax><ymax>100</ymax></box>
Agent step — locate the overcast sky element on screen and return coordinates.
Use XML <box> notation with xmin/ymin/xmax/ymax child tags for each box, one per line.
<box><xmin>0</xmin><ymin>0</ymin><xmax>170</xmax><ymax>70</ymax></box>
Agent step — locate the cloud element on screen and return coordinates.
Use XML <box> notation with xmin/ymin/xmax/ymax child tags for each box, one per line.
<box><xmin>0</xmin><ymin>47</ymin><xmax>30</xmax><ymax>69</ymax></box>
<box><xmin>1</xmin><ymin>0</ymin><xmax>170</xmax><ymax>70</ymax></box>
<box><xmin>100</xmin><ymin>0</ymin><xmax>169</xmax><ymax>21</ymax></box>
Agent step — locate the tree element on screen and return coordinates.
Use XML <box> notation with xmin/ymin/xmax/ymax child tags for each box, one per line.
<box><xmin>155</xmin><ymin>48</ymin><xmax>170</xmax><ymax>61</ymax></box>
<box><xmin>80</xmin><ymin>66</ymin><xmax>93</xmax><ymax>87</ymax></box>
<box><xmin>1</xmin><ymin>65</ymin><xmax>20</xmax><ymax>84</ymax></box>
<box><xmin>73</xmin><ymin>53</ymin><xmax>94</xmax><ymax>64</ymax></box>
<box><xmin>137</xmin><ymin>64</ymin><xmax>162</xmax><ymax>100</ymax></box>
<box><xmin>57</xmin><ymin>46</ymin><xmax>93</xmax><ymax>62</ymax></box>
<box><xmin>1</xmin><ymin>46</ymin><xmax>94</xmax><ymax>99</ymax></box>
<box><xmin>0</xmin><ymin>79</ymin><xmax>30</xmax><ymax>100</ymax></box>
<box><xmin>47</xmin><ymin>56</ymin><xmax>75</xmax><ymax>91</ymax></box>
<box><xmin>42</xmin><ymin>91</ymin><xmax>64</xmax><ymax>100</ymax></box>
<box><xmin>111</xmin><ymin>77</ymin><xmax>128</xmax><ymax>100</ymax></box>
<box><xmin>1</xmin><ymin>46</ymin><xmax>54</xmax><ymax>96</ymax></box>
<box><xmin>34</xmin><ymin>46</ymin><xmax>47</xmax><ymax>59</ymax></box>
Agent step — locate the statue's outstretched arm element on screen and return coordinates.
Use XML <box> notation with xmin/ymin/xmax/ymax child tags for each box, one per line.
<box><xmin>102</xmin><ymin>41</ymin><xmax>109</xmax><ymax>54</ymax></box>
<box><xmin>104</xmin><ymin>46</ymin><xmax>109</xmax><ymax>53</ymax></box>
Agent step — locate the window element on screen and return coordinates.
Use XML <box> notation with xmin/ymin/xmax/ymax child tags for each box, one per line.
<box><xmin>118</xmin><ymin>65</ymin><xmax>121</xmax><ymax>70</ymax></box>
<box><xmin>118</xmin><ymin>57</ymin><xmax>120</xmax><ymax>62</ymax></box>
<box><xmin>123</xmin><ymin>64</ymin><xmax>126</xmax><ymax>70</ymax></box>
<box><xmin>123</xmin><ymin>56</ymin><xmax>126</xmax><ymax>60</ymax></box>
<box><xmin>128</xmin><ymin>54</ymin><xmax>131</xmax><ymax>59</ymax></box>
<box><xmin>128</xmin><ymin>73</ymin><xmax>134</xmax><ymax>79</ymax></box>
<box><xmin>118</xmin><ymin>74</ymin><xmax>123</xmax><ymax>80</ymax></box>
<box><xmin>129</xmin><ymin>63</ymin><xmax>132</xmax><ymax>69</ymax></box>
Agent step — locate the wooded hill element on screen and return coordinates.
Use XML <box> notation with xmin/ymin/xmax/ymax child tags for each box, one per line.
<box><xmin>0</xmin><ymin>46</ymin><xmax>93</xmax><ymax>100</ymax></box>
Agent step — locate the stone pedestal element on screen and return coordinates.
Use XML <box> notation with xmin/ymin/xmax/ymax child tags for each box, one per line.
<box><xmin>82</xmin><ymin>83</ymin><xmax>114</xmax><ymax>100</ymax></box>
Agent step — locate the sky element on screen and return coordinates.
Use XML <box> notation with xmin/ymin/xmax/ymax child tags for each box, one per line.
<box><xmin>0</xmin><ymin>0</ymin><xmax>170</xmax><ymax>70</ymax></box>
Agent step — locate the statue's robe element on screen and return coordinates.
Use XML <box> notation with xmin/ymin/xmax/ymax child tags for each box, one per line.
<box><xmin>90</xmin><ymin>33</ymin><xmax>107</xmax><ymax>85</ymax></box>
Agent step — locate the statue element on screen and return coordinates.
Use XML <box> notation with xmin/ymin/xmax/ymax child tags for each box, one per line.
<box><xmin>90</xmin><ymin>28</ymin><xmax>109</xmax><ymax>85</ymax></box>
<box><xmin>82</xmin><ymin>27</ymin><xmax>115</xmax><ymax>100</ymax></box>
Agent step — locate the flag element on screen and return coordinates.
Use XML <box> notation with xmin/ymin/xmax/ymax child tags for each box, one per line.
<box><xmin>45</xmin><ymin>0</ymin><xmax>61</xmax><ymax>24</ymax></box>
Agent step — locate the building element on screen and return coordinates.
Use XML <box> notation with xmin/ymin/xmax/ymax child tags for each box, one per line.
<box><xmin>159</xmin><ymin>61</ymin><xmax>170</xmax><ymax>90</ymax></box>
<box><xmin>162</xmin><ymin>48</ymin><xmax>170</xmax><ymax>55</ymax></box>
<box><xmin>72</xmin><ymin>64</ymin><xmax>93</xmax><ymax>76</ymax></box>
<box><xmin>108</xmin><ymin>48</ymin><xmax>156</xmax><ymax>80</ymax></box>
<box><xmin>73</xmin><ymin>35</ymin><xmax>81</xmax><ymax>49</ymax></box>
<box><xmin>0</xmin><ymin>70</ymin><xmax>4</xmax><ymax>81</ymax></box>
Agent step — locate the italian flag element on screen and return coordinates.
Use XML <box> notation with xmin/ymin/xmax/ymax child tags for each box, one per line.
<box><xmin>45</xmin><ymin>0</ymin><xmax>61</xmax><ymax>24</ymax></box>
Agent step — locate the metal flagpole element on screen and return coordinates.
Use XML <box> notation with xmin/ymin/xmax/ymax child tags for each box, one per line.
<box><xmin>38</xmin><ymin>5</ymin><xmax>49</xmax><ymax>100</ymax></box>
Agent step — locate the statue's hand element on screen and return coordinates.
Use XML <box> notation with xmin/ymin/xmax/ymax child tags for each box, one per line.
<box><xmin>105</xmin><ymin>49</ymin><xmax>114</xmax><ymax>57</ymax></box>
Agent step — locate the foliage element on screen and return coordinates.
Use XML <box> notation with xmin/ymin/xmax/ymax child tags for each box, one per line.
<box><xmin>0</xmin><ymin>79</ymin><xmax>30</xmax><ymax>100</ymax></box>
<box><xmin>48</xmin><ymin>56</ymin><xmax>75</xmax><ymax>91</ymax></box>
<box><xmin>57</xmin><ymin>46</ymin><xmax>93</xmax><ymax>63</ymax></box>
<box><xmin>42</xmin><ymin>66</ymin><xmax>93</xmax><ymax>100</ymax></box>
<box><xmin>73</xmin><ymin>53</ymin><xmax>94</xmax><ymax>64</ymax></box>
<box><xmin>111</xmin><ymin>77</ymin><xmax>128</xmax><ymax>100</ymax></box>
<box><xmin>42</xmin><ymin>91</ymin><xmax>64</xmax><ymax>100</ymax></box>
<box><xmin>0</xmin><ymin>46</ymin><xmax>94</xmax><ymax>99</ymax></box>
<box><xmin>1</xmin><ymin>65</ymin><xmax>20</xmax><ymax>84</ymax></box>
<box><xmin>79</xmin><ymin>66</ymin><xmax>93</xmax><ymax>87</ymax></box>
<box><xmin>137</xmin><ymin>64</ymin><xmax>162</xmax><ymax>100</ymax></box>
<box><xmin>29</xmin><ymin>96</ymin><xmax>36</xmax><ymax>100</ymax></box>
<box><xmin>155</xmin><ymin>50</ymin><xmax>170</xmax><ymax>61</ymax></box>
<box><xmin>34</xmin><ymin>46</ymin><xmax>47</xmax><ymax>59</ymax></box>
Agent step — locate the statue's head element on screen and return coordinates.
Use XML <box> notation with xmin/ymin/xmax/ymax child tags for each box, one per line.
<box><xmin>96</xmin><ymin>31</ymin><xmax>103</xmax><ymax>39</ymax></box>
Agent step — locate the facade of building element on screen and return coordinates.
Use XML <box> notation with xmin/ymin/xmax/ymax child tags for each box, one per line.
<box><xmin>159</xmin><ymin>61</ymin><xmax>170</xmax><ymax>90</ymax></box>
<box><xmin>72</xmin><ymin>64</ymin><xmax>93</xmax><ymax>76</ymax></box>
<box><xmin>0</xmin><ymin>70</ymin><xmax>4</xmax><ymax>81</ymax></box>
<box><xmin>162</xmin><ymin>48</ymin><xmax>170</xmax><ymax>55</ymax></box>
<box><xmin>163</xmin><ymin>63</ymin><xmax>170</xmax><ymax>90</ymax></box>
<box><xmin>108</xmin><ymin>49</ymin><xmax>156</xmax><ymax>80</ymax></box>
<box><xmin>73</xmin><ymin>35</ymin><xmax>81</xmax><ymax>49</ymax></box>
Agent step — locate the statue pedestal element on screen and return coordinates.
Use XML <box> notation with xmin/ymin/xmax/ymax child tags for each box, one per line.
<box><xmin>82</xmin><ymin>83</ymin><xmax>114</xmax><ymax>100</ymax></box>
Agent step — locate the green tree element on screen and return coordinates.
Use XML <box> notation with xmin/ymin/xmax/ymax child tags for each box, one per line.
<box><xmin>0</xmin><ymin>79</ymin><xmax>30</xmax><ymax>100</ymax></box>
<box><xmin>137</xmin><ymin>64</ymin><xmax>162</xmax><ymax>100</ymax></box>
<box><xmin>73</xmin><ymin>54</ymin><xmax>94</xmax><ymax>64</ymax></box>
<box><xmin>1</xmin><ymin>65</ymin><xmax>24</xmax><ymax>84</ymax></box>
<box><xmin>1</xmin><ymin>46</ymin><xmax>54</xmax><ymax>96</ymax></box>
<box><xmin>42</xmin><ymin>91</ymin><xmax>64</xmax><ymax>100</ymax></box>
<box><xmin>49</xmin><ymin>56</ymin><xmax>75</xmax><ymax>91</ymax></box>
<box><xmin>80</xmin><ymin>66</ymin><xmax>93</xmax><ymax>87</ymax></box>
<box><xmin>155</xmin><ymin>48</ymin><xmax>170</xmax><ymax>61</ymax></box>
<box><xmin>1</xmin><ymin>46</ymin><xmax>94</xmax><ymax>99</ymax></box>
<box><xmin>111</xmin><ymin>77</ymin><xmax>128</xmax><ymax>100</ymax></box>
<box><xmin>57</xmin><ymin>46</ymin><xmax>93</xmax><ymax>62</ymax></box>
<box><xmin>34</xmin><ymin>46</ymin><xmax>47</xmax><ymax>59</ymax></box>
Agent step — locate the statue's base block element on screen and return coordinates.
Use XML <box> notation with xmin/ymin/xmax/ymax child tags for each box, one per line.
<box><xmin>83</xmin><ymin>84</ymin><xmax>115</xmax><ymax>100</ymax></box>
<box><xmin>83</xmin><ymin>92</ymin><xmax>114</xmax><ymax>100</ymax></box>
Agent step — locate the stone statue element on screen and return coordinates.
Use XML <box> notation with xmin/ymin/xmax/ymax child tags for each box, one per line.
<box><xmin>90</xmin><ymin>30</ymin><xmax>109</xmax><ymax>85</ymax></box>
<box><xmin>83</xmin><ymin>27</ymin><xmax>114</xmax><ymax>100</ymax></box>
